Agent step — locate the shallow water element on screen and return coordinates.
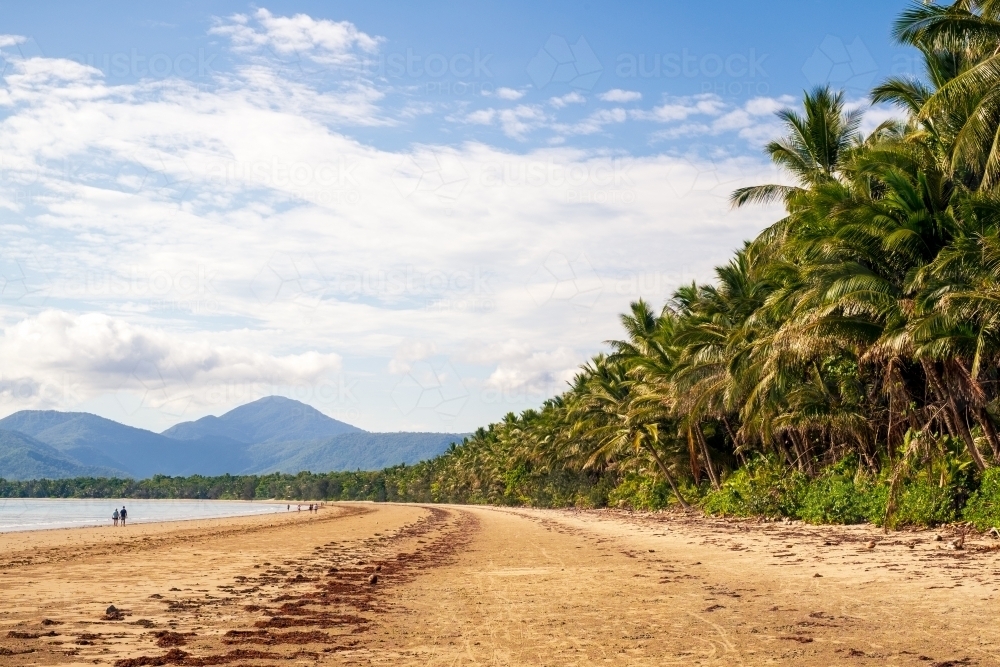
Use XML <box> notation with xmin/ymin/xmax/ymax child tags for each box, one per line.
<box><xmin>0</xmin><ymin>498</ymin><xmax>289</xmax><ymax>532</ymax></box>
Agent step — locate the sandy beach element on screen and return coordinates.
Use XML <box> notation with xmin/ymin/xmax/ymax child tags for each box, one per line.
<box><xmin>1</xmin><ymin>503</ymin><xmax>999</xmax><ymax>666</ymax></box>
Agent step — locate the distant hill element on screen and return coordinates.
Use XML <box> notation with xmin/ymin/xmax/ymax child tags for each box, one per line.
<box><xmin>0</xmin><ymin>429</ymin><xmax>127</xmax><ymax>480</ymax></box>
<box><xmin>0</xmin><ymin>397</ymin><xmax>464</xmax><ymax>481</ymax></box>
<box><xmin>243</xmin><ymin>432</ymin><xmax>460</xmax><ymax>474</ymax></box>
<box><xmin>0</xmin><ymin>410</ymin><xmax>252</xmax><ymax>478</ymax></box>
<box><xmin>162</xmin><ymin>396</ymin><xmax>362</xmax><ymax>442</ymax></box>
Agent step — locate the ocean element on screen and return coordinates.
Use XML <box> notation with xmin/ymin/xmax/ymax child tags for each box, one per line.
<box><xmin>0</xmin><ymin>498</ymin><xmax>290</xmax><ymax>532</ymax></box>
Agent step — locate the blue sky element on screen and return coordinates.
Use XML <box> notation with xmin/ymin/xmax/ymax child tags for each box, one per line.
<box><xmin>0</xmin><ymin>1</ymin><xmax>914</xmax><ymax>433</ymax></box>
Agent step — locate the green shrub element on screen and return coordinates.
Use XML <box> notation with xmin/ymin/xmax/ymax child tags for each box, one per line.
<box><xmin>891</xmin><ymin>479</ymin><xmax>956</xmax><ymax>527</ymax></box>
<box><xmin>608</xmin><ymin>473</ymin><xmax>674</xmax><ymax>510</ymax></box>
<box><xmin>963</xmin><ymin>467</ymin><xmax>1000</xmax><ymax>530</ymax></box>
<box><xmin>796</xmin><ymin>471</ymin><xmax>868</xmax><ymax>524</ymax></box>
<box><xmin>701</xmin><ymin>457</ymin><xmax>805</xmax><ymax>518</ymax></box>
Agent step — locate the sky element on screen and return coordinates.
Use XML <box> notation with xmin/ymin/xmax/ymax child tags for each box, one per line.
<box><xmin>0</xmin><ymin>0</ymin><xmax>914</xmax><ymax>433</ymax></box>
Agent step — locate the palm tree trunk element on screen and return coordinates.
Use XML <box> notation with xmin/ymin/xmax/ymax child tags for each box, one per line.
<box><xmin>975</xmin><ymin>408</ymin><xmax>1000</xmax><ymax>464</ymax></box>
<box><xmin>642</xmin><ymin>444</ymin><xmax>689</xmax><ymax>509</ymax></box>
<box><xmin>721</xmin><ymin>416</ymin><xmax>746</xmax><ymax>465</ymax></box>
<box><xmin>693</xmin><ymin>423</ymin><xmax>721</xmax><ymax>490</ymax></box>
<box><xmin>774</xmin><ymin>438</ymin><xmax>794</xmax><ymax>467</ymax></box>
<box><xmin>922</xmin><ymin>360</ymin><xmax>987</xmax><ymax>472</ymax></box>
<box><xmin>686</xmin><ymin>428</ymin><xmax>702</xmax><ymax>484</ymax></box>
<box><xmin>791</xmin><ymin>430</ymin><xmax>815</xmax><ymax>476</ymax></box>
<box><xmin>786</xmin><ymin>431</ymin><xmax>805</xmax><ymax>472</ymax></box>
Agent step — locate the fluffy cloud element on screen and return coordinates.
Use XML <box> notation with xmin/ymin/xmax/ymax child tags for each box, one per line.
<box><xmin>599</xmin><ymin>89</ymin><xmax>641</xmax><ymax>103</ymax></box>
<box><xmin>210</xmin><ymin>8</ymin><xmax>382</xmax><ymax>65</ymax></box>
<box><xmin>0</xmin><ymin>310</ymin><xmax>342</xmax><ymax>413</ymax></box>
<box><xmin>494</xmin><ymin>87</ymin><xmax>525</xmax><ymax>100</ymax></box>
<box><xmin>476</xmin><ymin>344</ymin><xmax>582</xmax><ymax>399</ymax></box>
<box><xmin>556</xmin><ymin>107</ymin><xmax>627</xmax><ymax>135</ymax></box>
<box><xmin>549</xmin><ymin>92</ymin><xmax>586</xmax><ymax>108</ymax></box>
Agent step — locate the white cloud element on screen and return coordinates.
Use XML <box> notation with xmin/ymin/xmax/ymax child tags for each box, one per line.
<box><xmin>549</xmin><ymin>92</ymin><xmax>586</xmax><ymax>108</ymax></box>
<box><xmin>210</xmin><ymin>8</ymin><xmax>382</xmax><ymax>66</ymax></box>
<box><xmin>556</xmin><ymin>108</ymin><xmax>627</xmax><ymax>136</ymax></box>
<box><xmin>0</xmin><ymin>35</ymin><xmax>26</xmax><ymax>49</ymax></box>
<box><xmin>465</xmin><ymin>108</ymin><xmax>496</xmax><ymax>125</ymax></box>
<box><xmin>497</xmin><ymin>105</ymin><xmax>547</xmax><ymax>139</ymax></box>
<box><xmin>0</xmin><ymin>310</ymin><xmax>342</xmax><ymax>412</ymax></box>
<box><xmin>599</xmin><ymin>89</ymin><xmax>641</xmax><ymax>103</ymax></box>
<box><xmin>478</xmin><ymin>344</ymin><xmax>581</xmax><ymax>398</ymax></box>
<box><xmin>632</xmin><ymin>94</ymin><xmax>727</xmax><ymax>123</ymax></box>
<box><xmin>466</xmin><ymin>105</ymin><xmax>548</xmax><ymax>139</ymax></box>
<box><xmin>494</xmin><ymin>87</ymin><xmax>525</xmax><ymax>100</ymax></box>
<box><xmin>388</xmin><ymin>340</ymin><xmax>438</xmax><ymax>374</ymax></box>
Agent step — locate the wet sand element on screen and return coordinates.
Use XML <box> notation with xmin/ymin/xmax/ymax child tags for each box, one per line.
<box><xmin>1</xmin><ymin>503</ymin><xmax>999</xmax><ymax>665</ymax></box>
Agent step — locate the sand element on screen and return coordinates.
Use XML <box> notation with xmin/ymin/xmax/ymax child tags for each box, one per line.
<box><xmin>1</xmin><ymin>503</ymin><xmax>999</xmax><ymax>666</ymax></box>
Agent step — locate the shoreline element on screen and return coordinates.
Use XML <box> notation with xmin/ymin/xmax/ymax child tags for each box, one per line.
<box><xmin>0</xmin><ymin>497</ymin><xmax>293</xmax><ymax>535</ymax></box>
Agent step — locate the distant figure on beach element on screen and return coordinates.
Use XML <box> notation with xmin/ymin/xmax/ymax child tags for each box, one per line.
<box><xmin>120</xmin><ymin>506</ymin><xmax>128</xmax><ymax>526</ymax></box>
<box><xmin>112</xmin><ymin>509</ymin><xmax>119</xmax><ymax>527</ymax></box>
<box><xmin>297</xmin><ymin>505</ymin><xmax>301</xmax><ymax>511</ymax></box>
<box><xmin>287</xmin><ymin>504</ymin><xmax>290</xmax><ymax>510</ymax></box>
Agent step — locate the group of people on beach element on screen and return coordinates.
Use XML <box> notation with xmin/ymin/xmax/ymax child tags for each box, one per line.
<box><xmin>111</xmin><ymin>506</ymin><xmax>128</xmax><ymax>526</ymax></box>
<box><xmin>287</xmin><ymin>504</ymin><xmax>320</xmax><ymax>512</ymax></box>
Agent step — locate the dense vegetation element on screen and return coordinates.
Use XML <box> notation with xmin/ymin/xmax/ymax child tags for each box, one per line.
<box><xmin>6</xmin><ymin>2</ymin><xmax>1000</xmax><ymax>530</ymax></box>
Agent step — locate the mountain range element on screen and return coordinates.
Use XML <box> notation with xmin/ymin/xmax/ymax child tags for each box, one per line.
<box><xmin>0</xmin><ymin>396</ymin><xmax>464</xmax><ymax>481</ymax></box>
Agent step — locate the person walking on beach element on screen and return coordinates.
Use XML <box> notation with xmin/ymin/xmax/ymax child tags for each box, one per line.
<box><xmin>120</xmin><ymin>506</ymin><xmax>127</xmax><ymax>526</ymax></box>
<box><xmin>112</xmin><ymin>508</ymin><xmax>119</xmax><ymax>527</ymax></box>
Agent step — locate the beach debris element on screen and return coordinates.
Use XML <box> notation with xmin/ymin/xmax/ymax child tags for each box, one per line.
<box><xmin>40</xmin><ymin>619</ymin><xmax>62</xmax><ymax>626</ymax></box>
<box><xmin>374</xmin><ymin>564</ymin><xmax>382</xmax><ymax>572</ymax></box>
<box><xmin>154</xmin><ymin>630</ymin><xmax>194</xmax><ymax>647</ymax></box>
<box><xmin>934</xmin><ymin>534</ymin><xmax>943</xmax><ymax>542</ymax></box>
<box><xmin>813</xmin><ymin>573</ymin><xmax>823</xmax><ymax>577</ymax></box>
<box><xmin>988</xmin><ymin>527</ymin><xmax>1000</xmax><ymax>539</ymax></box>
<box><xmin>8</xmin><ymin>630</ymin><xmax>58</xmax><ymax>638</ymax></box>
<box><xmin>368</xmin><ymin>574</ymin><xmax>379</xmax><ymax>585</ymax></box>
<box><xmin>865</xmin><ymin>540</ymin><xmax>876</xmax><ymax>550</ymax></box>
<box><xmin>950</xmin><ymin>533</ymin><xmax>966</xmax><ymax>550</ymax></box>
<box><xmin>104</xmin><ymin>605</ymin><xmax>123</xmax><ymax>621</ymax></box>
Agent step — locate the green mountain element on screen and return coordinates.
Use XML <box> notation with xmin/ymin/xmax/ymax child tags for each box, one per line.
<box><xmin>0</xmin><ymin>410</ymin><xmax>251</xmax><ymax>478</ymax></box>
<box><xmin>161</xmin><ymin>396</ymin><xmax>362</xmax><ymax>442</ymax></box>
<box><xmin>243</xmin><ymin>432</ymin><xmax>464</xmax><ymax>474</ymax></box>
<box><xmin>0</xmin><ymin>429</ymin><xmax>127</xmax><ymax>480</ymax></box>
<box><xmin>0</xmin><ymin>397</ymin><xmax>463</xmax><ymax>480</ymax></box>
